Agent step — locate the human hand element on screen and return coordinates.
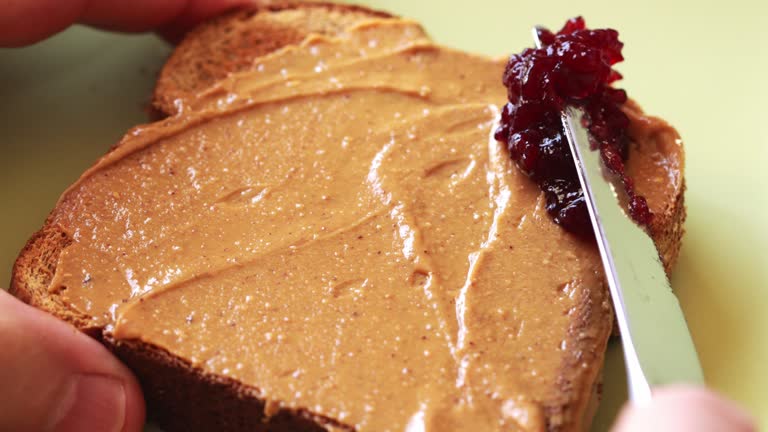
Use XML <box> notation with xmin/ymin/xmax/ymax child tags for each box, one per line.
<box><xmin>612</xmin><ymin>385</ymin><xmax>756</xmax><ymax>432</ymax></box>
<box><xmin>0</xmin><ymin>289</ymin><xmax>143</xmax><ymax>431</ymax></box>
<box><xmin>1</xmin><ymin>3</ymin><xmax>258</xmax><ymax>430</ymax></box>
<box><xmin>0</xmin><ymin>0</ymin><xmax>254</xmax><ymax>47</ymax></box>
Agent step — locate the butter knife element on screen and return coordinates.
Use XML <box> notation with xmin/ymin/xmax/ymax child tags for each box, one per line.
<box><xmin>532</xmin><ymin>28</ymin><xmax>705</xmax><ymax>402</ymax></box>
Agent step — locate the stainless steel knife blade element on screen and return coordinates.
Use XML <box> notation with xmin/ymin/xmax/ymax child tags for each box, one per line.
<box><xmin>531</xmin><ymin>28</ymin><xmax>705</xmax><ymax>402</ymax></box>
<box><xmin>561</xmin><ymin>107</ymin><xmax>704</xmax><ymax>402</ymax></box>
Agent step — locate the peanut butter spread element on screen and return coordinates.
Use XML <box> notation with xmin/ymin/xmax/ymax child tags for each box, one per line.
<box><xmin>46</xmin><ymin>19</ymin><xmax>681</xmax><ymax>431</ymax></box>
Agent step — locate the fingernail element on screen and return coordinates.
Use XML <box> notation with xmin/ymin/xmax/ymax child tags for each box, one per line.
<box><xmin>53</xmin><ymin>374</ymin><xmax>126</xmax><ymax>432</ymax></box>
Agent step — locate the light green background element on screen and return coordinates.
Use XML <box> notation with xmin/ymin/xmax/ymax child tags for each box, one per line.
<box><xmin>1</xmin><ymin>1</ymin><xmax>765</xmax><ymax>430</ymax></box>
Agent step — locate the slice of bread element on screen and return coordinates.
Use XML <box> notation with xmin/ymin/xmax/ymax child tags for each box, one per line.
<box><xmin>11</xmin><ymin>2</ymin><xmax>686</xmax><ymax>431</ymax></box>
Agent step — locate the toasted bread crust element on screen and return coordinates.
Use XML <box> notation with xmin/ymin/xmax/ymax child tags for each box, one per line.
<box><xmin>108</xmin><ymin>337</ymin><xmax>353</xmax><ymax>432</ymax></box>
<box><xmin>654</xmin><ymin>179</ymin><xmax>686</xmax><ymax>274</ymax></box>
<box><xmin>11</xmin><ymin>4</ymin><xmax>685</xmax><ymax>432</ymax></box>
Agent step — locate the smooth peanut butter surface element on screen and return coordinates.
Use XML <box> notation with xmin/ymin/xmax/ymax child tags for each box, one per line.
<box><xmin>45</xmin><ymin>18</ymin><xmax>678</xmax><ymax>431</ymax></box>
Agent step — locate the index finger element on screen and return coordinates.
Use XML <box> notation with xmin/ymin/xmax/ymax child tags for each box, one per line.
<box><xmin>0</xmin><ymin>0</ymin><xmax>252</xmax><ymax>47</ymax></box>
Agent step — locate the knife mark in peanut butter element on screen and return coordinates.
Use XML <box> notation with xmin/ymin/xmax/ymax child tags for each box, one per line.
<box><xmin>213</xmin><ymin>185</ymin><xmax>272</xmax><ymax>206</ymax></box>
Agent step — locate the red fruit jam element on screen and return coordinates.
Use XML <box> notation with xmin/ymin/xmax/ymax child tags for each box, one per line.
<box><xmin>494</xmin><ymin>17</ymin><xmax>652</xmax><ymax>237</ymax></box>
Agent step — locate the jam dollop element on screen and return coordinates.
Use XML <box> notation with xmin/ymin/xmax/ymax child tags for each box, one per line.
<box><xmin>494</xmin><ymin>17</ymin><xmax>652</xmax><ymax>237</ymax></box>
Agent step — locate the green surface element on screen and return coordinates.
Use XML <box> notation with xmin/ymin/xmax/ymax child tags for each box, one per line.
<box><xmin>1</xmin><ymin>1</ymin><xmax>766</xmax><ymax>430</ymax></box>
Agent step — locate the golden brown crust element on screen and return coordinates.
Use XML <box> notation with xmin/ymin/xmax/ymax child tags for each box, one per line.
<box><xmin>10</xmin><ymin>226</ymin><xmax>95</xmax><ymax>332</ymax></box>
<box><xmin>10</xmin><ymin>4</ymin><xmax>685</xmax><ymax>432</ymax></box>
<box><xmin>654</xmin><ymin>179</ymin><xmax>686</xmax><ymax>274</ymax></box>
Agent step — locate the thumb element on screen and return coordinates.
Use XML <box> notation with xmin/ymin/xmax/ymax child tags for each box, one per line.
<box><xmin>611</xmin><ymin>385</ymin><xmax>756</xmax><ymax>432</ymax></box>
<box><xmin>0</xmin><ymin>290</ymin><xmax>145</xmax><ymax>432</ymax></box>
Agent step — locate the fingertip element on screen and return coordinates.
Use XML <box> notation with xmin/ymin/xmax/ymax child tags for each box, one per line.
<box><xmin>157</xmin><ymin>0</ymin><xmax>256</xmax><ymax>44</ymax></box>
<box><xmin>121</xmin><ymin>365</ymin><xmax>146</xmax><ymax>432</ymax></box>
<box><xmin>652</xmin><ymin>385</ymin><xmax>756</xmax><ymax>431</ymax></box>
<box><xmin>612</xmin><ymin>385</ymin><xmax>756</xmax><ymax>432</ymax></box>
<box><xmin>0</xmin><ymin>0</ymin><xmax>254</xmax><ymax>47</ymax></box>
<box><xmin>0</xmin><ymin>0</ymin><xmax>86</xmax><ymax>47</ymax></box>
<box><xmin>79</xmin><ymin>0</ymin><xmax>255</xmax><ymax>43</ymax></box>
<box><xmin>79</xmin><ymin>0</ymin><xmax>189</xmax><ymax>33</ymax></box>
<box><xmin>0</xmin><ymin>290</ymin><xmax>145</xmax><ymax>431</ymax></box>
